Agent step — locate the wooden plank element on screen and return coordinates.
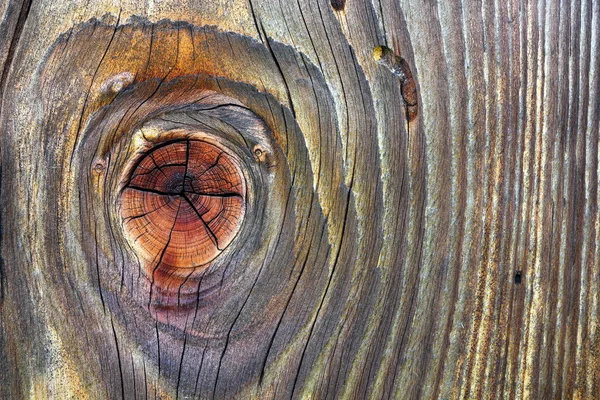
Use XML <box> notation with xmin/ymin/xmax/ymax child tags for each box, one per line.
<box><xmin>1</xmin><ymin>0</ymin><xmax>598</xmax><ymax>398</ymax></box>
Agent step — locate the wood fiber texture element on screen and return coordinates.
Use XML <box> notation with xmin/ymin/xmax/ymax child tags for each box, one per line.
<box><xmin>0</xmin><ymin>0</ymin><xmax>599</xmax><ymax>399</ymax></box>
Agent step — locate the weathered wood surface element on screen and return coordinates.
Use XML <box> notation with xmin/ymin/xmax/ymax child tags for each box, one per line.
<box><xmin>1</xmin><ymin>0</ymin><xmax>599</xmax><ymax>398</ymax></box>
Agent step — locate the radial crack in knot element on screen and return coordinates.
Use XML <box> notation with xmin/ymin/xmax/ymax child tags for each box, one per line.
<box><xmin>119</xmin><ymin>139</ymin><xmax>246</xmax><ymax>275</ymax></box>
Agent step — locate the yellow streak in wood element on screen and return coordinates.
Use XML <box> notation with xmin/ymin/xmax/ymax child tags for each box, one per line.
<box><xmin>522</xmin><ymin>17</ymin><xmax>549</xmax><ymax>398</ymax></box>
<box><xmin>31</xmin><ymin>326</ymin><xmax>90</xmax><ymax>399</ymax></box>
<box><xmin>132</xmin><ymin>352</ymin><xmax>176</xmax><ymax>400</ymax></box>
<box><xmin>344</xmin><ymin>272</ymin><xmax>398</xmax><ymax>399</ymax></box>
<box><xmin>256</xmin><ymin>301</ymin><xmax>335</xmax><ymax>398</ymax></box>
<box><xmin>296</xmin><ymin>328</ymin><xmax>340</xmax><ymax>399</ymax></box>
<box><xmin>339</xmin><ymin>241</ymin><xmax>396</xmax><ymax>397</ymax></box>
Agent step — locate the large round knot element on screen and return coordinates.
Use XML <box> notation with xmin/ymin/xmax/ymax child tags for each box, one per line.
<box><xmin>120</xmin><ymin>139</ymin><xmax>246</xmax><ymax>271</ymax></box>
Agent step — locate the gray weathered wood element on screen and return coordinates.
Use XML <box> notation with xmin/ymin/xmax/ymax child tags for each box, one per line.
<box><xmin>1</xmin><ymin>0</ymin><xmax>599</xmax><ymax>399</ymax></box>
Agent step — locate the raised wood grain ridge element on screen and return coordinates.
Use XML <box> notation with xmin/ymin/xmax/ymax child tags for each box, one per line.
<box><xmin>1</xmin><ymin>0</ymin><xmax>599</xmax><ymax>399</ymax></box>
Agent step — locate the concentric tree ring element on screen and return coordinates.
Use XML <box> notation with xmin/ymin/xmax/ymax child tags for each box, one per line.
<box><xmin>119</xmin><ymin>139</ymin><xmax>246</xmax><ymax>272</ymax></box>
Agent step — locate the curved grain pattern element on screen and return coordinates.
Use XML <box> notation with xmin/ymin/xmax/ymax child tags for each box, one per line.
<box><xmin>0</xmin><ymin>0</ymin><xmax>599</xmax><ymax>399</ymax></box>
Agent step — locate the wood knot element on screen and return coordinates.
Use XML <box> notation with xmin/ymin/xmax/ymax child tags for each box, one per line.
<box><xmin>253</xmin><ymin>145</ymin><xmax>267</xmax><ymax>163</ymax></box>
<box><xmin>92</xmin><ymin>160</ymin><xmax>106</xmax><ymax>174</ymax></box>
<box><xmin>330</xmin><ymin>0</ymin><xmax>346</xmax><ymax>11</ymax></box>
<box><xmin>119</xmin><ymin>139</ymin><xmax>246</xmax><ymax>274</ymax></box>
<box><xmin>373</xmin><ymin>46</ymin><xmax>418</xmax><ymax>121</ymax></box>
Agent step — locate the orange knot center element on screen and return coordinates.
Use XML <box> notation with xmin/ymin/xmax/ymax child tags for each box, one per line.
<box><xmin>119</xmin><ymin>140</ymin><xmax>246</xmax><ymax>272</ymax></box>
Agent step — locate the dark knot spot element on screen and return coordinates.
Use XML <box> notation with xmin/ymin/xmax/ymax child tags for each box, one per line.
<box><xmin>514</xmin><ymin>271</ymin><xmax>522</xmax><ymax>284</ymax></box>
<box><xmin>331</xmin><ymin>0</ymin><xmax>346</xmax><ymax>11</ymax></box>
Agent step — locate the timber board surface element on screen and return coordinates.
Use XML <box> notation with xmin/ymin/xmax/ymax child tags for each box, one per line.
<box><xmin>0</xmin><ymin>0</ymin><xmax>599</xmax><ymax>399</ymax></box>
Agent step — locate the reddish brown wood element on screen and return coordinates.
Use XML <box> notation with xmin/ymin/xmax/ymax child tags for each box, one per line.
<box><xmin>120</xmin><ymin>139</ymin><xmax>246</xmax><ymax>291</ymax></box>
